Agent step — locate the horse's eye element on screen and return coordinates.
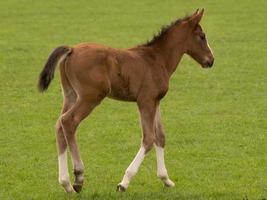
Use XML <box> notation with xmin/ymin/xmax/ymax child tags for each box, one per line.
<box><xmin>200</xmin><ymin>34</ymin><xmax>206</xmax><ymax>40</ymax></box>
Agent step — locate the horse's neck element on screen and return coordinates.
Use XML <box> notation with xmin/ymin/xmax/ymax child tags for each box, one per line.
<box><xmin>154</xmin><ymin>29</ymin><xmax>187</xmax><ymax>76</ymax></box>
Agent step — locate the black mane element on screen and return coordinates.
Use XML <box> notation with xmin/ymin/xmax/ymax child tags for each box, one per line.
<box><xmin>141</xmin><ymin>15</ymin><xmax>190</xmax><ymax>47</ymax></box>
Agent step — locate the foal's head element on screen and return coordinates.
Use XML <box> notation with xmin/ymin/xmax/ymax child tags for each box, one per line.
<box><xmin>183</xmin><ymin>9</ymin><xmax>214</xmax><ymax>68</ymax></box>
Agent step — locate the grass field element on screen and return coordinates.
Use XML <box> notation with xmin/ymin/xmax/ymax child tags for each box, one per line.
<box><xmin>1</xmin><ymin>0</ymin><xmax>267</xmax><ymax>199</ymax></box>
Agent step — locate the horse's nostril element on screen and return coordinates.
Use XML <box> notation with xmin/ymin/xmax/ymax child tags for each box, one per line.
<box><xmin>209</xmin><ymin>59</ymin><xmax>214</xmax><ymax>67</ymax></box>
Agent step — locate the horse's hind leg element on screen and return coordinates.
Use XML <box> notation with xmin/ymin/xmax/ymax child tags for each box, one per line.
<box><xmin>56</xmin><ymin>64</ymin><xmax>77</xmax><ymax>193</ymax></box>
<box><xmin>60</xmin><ymin>91</ymin><xmax>105</xmax><ymax>193</ymax></box>
<box><xmin>56</xmin><ymin>97</ymin><xmax>76</xmax><ymax>193</ymax></box>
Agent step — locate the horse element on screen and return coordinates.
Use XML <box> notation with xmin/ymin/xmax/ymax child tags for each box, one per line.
<box><xmin>38</xmin><ymin>9</ymin><xmax>214</xmax><ymax>193</ymax></box>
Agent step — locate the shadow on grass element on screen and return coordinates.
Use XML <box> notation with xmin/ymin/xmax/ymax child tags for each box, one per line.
<box><xmin>52</xmin><ymin>190</ymin><xmax>244</xmax><ymax>200</ymax></box>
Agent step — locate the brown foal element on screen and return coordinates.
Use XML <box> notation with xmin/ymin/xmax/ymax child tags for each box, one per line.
<box><xmin>38</xmin><ymin>9</ymin><xmax>214</xmax><ymax>193</ymax></box>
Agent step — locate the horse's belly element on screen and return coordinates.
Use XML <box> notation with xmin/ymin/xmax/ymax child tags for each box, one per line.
<box><xmin>107</xmin><ymin>85</ymin><xmax>137</xmax><ymax>102</ymax></box>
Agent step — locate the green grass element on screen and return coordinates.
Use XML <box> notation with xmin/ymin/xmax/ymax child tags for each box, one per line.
<box><xmin>1</xmin><ymin>0</ymin><xmax>267</xmax><ymax>199</ymax></box>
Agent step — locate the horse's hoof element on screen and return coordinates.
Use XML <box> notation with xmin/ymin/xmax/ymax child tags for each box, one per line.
<box><xmin>116</xmin><ymin>184</ymin><xmax>126</xmax><ymax>192</ymax></box>
<box><xmin>64</xmin><ymin>188</ymin><xmax>76</xmax><ymax>193</ymax></box>
<box><xmin>73</xmin><ymin>183</ymin><xmax>83</xmax><ymax>193</ymax></box>
<box><xmin>163</xmin><ymin>179</ymin><xmax>175</xmax><ymax>187</ymax></box>
<box><xmin>60</xmin><ymin>180</ymin><xmax>76</xmax><ymax>193</ymax></box>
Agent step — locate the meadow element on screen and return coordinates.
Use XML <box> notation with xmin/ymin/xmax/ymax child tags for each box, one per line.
<box><xmin>0</xmin><ymin>0</ymin><xmax>267</xmax><ymax>199</ymax></box>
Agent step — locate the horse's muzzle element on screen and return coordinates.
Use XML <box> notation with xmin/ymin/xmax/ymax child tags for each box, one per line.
<box><xmin>207</xmin><ymin>59</ymin><xmax>214</xmax><ymax>68</ymax></box>
<box><xmin>203</xmin><ymin>58</ymin><xmax>214</xmax><ymax>68</ymax></box>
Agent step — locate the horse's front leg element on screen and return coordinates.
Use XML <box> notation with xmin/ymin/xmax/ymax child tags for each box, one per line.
<box><xmin>117</xmin><ymin>99</ymin><xmax>158</xmax><ymax>191</ymax></box>
<box><xmin>155</xmin><ymin>106</ymin><xmax>175</xmax><ymax>187</ymax></box>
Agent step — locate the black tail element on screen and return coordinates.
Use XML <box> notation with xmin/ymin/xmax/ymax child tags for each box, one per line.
<box><xmin>38</xmin><ymin>46</ymin><xmax>72</xmax><ymax>92</ymax></box>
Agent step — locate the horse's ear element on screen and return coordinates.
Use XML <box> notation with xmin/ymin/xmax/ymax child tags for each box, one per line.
<box><xmin>194</xmin><ymin>9</ymin><xmax>199</xmax><ymax>15</ymax></box>
<box><xmin>198</xmin><ymin>8</ymin><xmax>204</xmax><ymax>20</ymax></box>
<box><xmin>188</xmin><ymin>8</ymin><xmax>204</xmax><ymax>29</ymax></box>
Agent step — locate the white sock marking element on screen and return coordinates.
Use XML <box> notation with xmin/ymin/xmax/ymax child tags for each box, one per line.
<box><xmin>120</xmin><ymin>146</ymin><xmax>146</xmax><ymax>188</ymax></box>
<box><xmin>155</xmin><ymin>146</ymin><xmax>168</xmax><ymax>177</ymax></box>
<box><xmin>58</xmin><ymin>150</ymin><xmax>74</xmax><ymax>192</ymax></box>
<box><xmin>59</xmin><ymin>150</ymin><xmax>69</xmax><ymax>181</ymax></box>
<box><xmin>155</xmin><ymin>145</ymin><xmax>175</xmax><ymax>187</ymax></box>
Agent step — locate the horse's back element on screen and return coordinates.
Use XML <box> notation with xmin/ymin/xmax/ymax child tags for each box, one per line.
<box><xmin>63</xmin><ymin>43</ymin><xmax>114</xmax><ymax>96</ymax></box>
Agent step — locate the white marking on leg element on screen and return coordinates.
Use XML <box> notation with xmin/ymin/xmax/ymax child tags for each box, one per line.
<box><xmin>155</xmin><ymin>146</ymin><xmax>167</xmax><ymax>177</ymax></box>
<box><xmin>119</xmin><ymin>146</ymin><xmax>146</xmax><ymax>189</ymax></box>
<box><xmin>58</xmin><ymin>150</ymin><xmax>74</xmax><ymax>192</ymax></box>
<box><xmin>155</xmin><ymin>146</ymin><xmax>175</xmax><ymax>187</ymax></box>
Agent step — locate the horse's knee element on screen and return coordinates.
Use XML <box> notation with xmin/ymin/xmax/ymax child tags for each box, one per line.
<box><xmin>143</xmin><ymin>136</ymin><xmax>155</xmax><ymax>153</ymax></box>
<box><xmin>155</xmin><ymin>134</ymin><xmax>165</xmax><ymax>147</ymax></box>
